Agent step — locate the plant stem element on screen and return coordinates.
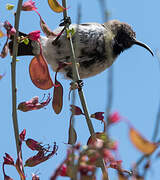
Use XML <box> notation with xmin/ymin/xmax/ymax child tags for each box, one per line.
<box><xmin>62</xmin><ymin>0</ymin><xmax>94</xmax><ymax>135</ymax></box>
<box><xmin>11</xmin><ymin>0</ymin><xmax>23</xmax><ymax>156</ymax></box>
<box><xmin>61</xmin><ymin>1</ymin><xmax>109</xmax><ymax>179</ymax></box>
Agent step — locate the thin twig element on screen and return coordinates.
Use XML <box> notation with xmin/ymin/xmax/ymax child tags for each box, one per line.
<box><xmin>11</xmin><ymin>0</ymin><xmax>24</xmax><ymax>179</ymax></box>
<box><xmin>11</xmin><ymin>0</ymin><xmax>23</xmax><ymax>156</ymax></box>
<box><xmin>62</xmin><ymin>0</ymin><xmax>94</xmax><ymax>136</ymax></box>
<box><xmin>152</xmin><ymin>50</ymin><xmax>160</xmax><ymax>142</ymax></box>
<box><xmin>99</xmin><ymin>0</ymin><xmax>114</xmax><ymax>127</ymax></box>
<box><xmin>135</xmin><ymin>51</ymin><xmax>160</xmax><ymax>169</ymax></box>
<box><xmin>152</xmin><ymin>100</ymin><xmax>160</xmax><ymax>141</ymax></box>
<box><xmin>61</xmin><ymin>1</ymin><xmax>109</xmax><ymax>179</ymax></box>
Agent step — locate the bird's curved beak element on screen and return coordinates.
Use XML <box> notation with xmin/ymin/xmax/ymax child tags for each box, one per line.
<box><xmin>133</xmin><ymin>39</ymin><xmax>154</xmax><ymax>56</ymax></box>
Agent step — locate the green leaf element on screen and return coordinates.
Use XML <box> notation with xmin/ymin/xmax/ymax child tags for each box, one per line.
<box><xmin>23</xmin><ymin>38</ymin><xmax>29</xmax><ymax>45</ymax></box>
<box><xmin>6</xmin><ymin>3</ymin><xmax>15</xmax><ymax>10</ymax></box>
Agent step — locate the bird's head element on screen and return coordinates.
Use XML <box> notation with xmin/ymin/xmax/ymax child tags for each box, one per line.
<box><xmin>104</xmin><ymin>20</ymin><xmax>153</xmax><ymax>56</ymax></box>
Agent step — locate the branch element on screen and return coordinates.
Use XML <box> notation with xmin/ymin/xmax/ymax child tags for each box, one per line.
<box><xmin>135</xmin><ymin>51</ymin><xmax>160</xmax><ymax>170</ymax></box>
<box><xmin>11</xmin><ymin>0</ymin><xmax>23</xmax><ymax>158</ymax></box>
<box><xmin>98</xmin><ymin>0</ymin><xmax>114</xmax><ymax>128</ymax></box>
<box><xmin>62</xmin><ymin>0</ymin><xmax>94</xmax><ymax>135</ymax></box>
<box><xmin>61</xmin><ymin>1</ymin><xmax>109</xmax><ymax>179</ymax></box>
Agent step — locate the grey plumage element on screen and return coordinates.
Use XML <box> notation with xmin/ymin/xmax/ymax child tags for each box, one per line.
<box><xmin>9</xmin><ymin>20</ymin><xmax>153</xmax><ymax>79</ymax></box>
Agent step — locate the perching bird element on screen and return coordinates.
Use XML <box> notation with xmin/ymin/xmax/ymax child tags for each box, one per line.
<box><xmin>9</xmin><ymin>20</ymin><xmax>153</xmax><ymax>79</ymax></box>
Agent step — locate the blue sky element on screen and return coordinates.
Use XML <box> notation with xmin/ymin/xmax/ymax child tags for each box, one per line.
<box><xmin>1</xmin><ymin>0</ymin><xmax>160</xmax><ymax>179</ymax></box>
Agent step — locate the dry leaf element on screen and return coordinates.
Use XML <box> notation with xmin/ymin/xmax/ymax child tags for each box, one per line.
<box><xmin>129</xmin><ymin>127</ymin><xmax>157</xmax><ymax>155</ymax></box>
<box><xmin>48</xmin><ymin>0</ymin><xmax>65</xmax><ymax>13</ymax></box>
<box><xmin>40</xmin><ymin>17</ymin><xmax>57</xmax><ymax>37</ymax></box>
<box><xmin>68</xmin><ymin>124</ymin><xmax>77</xmax><ymax>145</ymax></box>
<box><xmin>0</xmin><ymin>30</ymin><xmax>4</xmax><ymax>38</ymax></box>
<box><xmin>52</xmin><ymin>79</ymin><xmax>63</xmax><ymax>114</ymax></box>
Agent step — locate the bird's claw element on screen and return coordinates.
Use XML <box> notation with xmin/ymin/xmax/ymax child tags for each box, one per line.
<box><xmin>59</xmin><ymin>17</ymin><xmax>71</xmax><ymax>27</ymax></box>
<box><xmin>70</xmin><ymin>80</ymin><xmax>83</xmax><ymax>91</ymax></box>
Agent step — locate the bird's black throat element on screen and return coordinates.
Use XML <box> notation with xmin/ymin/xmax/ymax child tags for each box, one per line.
<box><xmin>112</xmin><ymin>23</ymin><xmax>136</xmax><ymax>56</ymax></box>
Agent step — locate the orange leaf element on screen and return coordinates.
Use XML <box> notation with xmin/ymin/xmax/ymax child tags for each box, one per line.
<box><xmin>129</xmin><ymin>127</ymin><xmax>157</xmax><ymax>155</ymax></box>
<box><xmin>0</xmin><ymin>30</ymin><xmax>4</xmax><ymax>38</ymax></box>
<box><xmin>52</xmin><ymin>79</ymin><xmax>63</xmax><ymax>114</ymax></box>
<box><xmin>48</xmin><ymin>0</ymin><xmax>65</xmax><ymax>13</ymax></box>
<box><xmin>29</xmin><ymin>54</ymin><xmax>54</xmax><ymax>90</ymax></box>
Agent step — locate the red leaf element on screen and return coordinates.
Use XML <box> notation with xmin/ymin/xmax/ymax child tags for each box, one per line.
<box><xmin>0</xmin><ymin>39</ymin><xmax>9</xmax><ymax>58</ymax></box>
<box><xmin>3</xmin><ymin>153</ymin><xmax>14</xmax><ymax>165</ymax></box>
<box><xmin>19</xmin><ymin>129</ymin><xmax>26</xmax><ymax>141</ymax></box>
<box><xmin>91</xmin><ymin>112</ymin><xmax>104</xmax><ymax>122</ymax></box>
<box><xmin>18</xmin><ymin>94</ymin><xmax>51</xmax><ymax>112</ymax></box>
<box><xmin>26</xmin><ymin>138</ymin><xmax>43</xmax><ymax>151</ymax></box>
<box><xmin>25</xmin><ymin>143</ymin><xmax>58</xmax><ymax>167</ymax></box>
<box><xmin>52</xmin><ymin>79</ymin><xmax>63</xmax><ymax>114</ymax></box>
<box><xmin>29</xmin><ymin>54</ymin><xmax>54</xmax><ymax>90</ymax></box>
<box><xmin>70</xmin><ymin>105</ymin><xmax>84</xmax><ymax>115</ymax></box>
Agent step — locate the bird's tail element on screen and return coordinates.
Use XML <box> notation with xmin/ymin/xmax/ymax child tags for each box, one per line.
<box><xmin>9</xmin><ymin>32</ymin><xmax>34</xmax><ymax>56</ymax></box>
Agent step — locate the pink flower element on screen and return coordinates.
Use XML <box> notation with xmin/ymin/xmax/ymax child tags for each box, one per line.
<box><xmin>28</xmin><ymin>30</ymin><xmax>40</xmax><ymax>41</ymax></box>
<box><xmin>22</xmin><ymin>0</ymin><xmax>37</xmax><ymax>11</ymax></box>
<box><xmin>108</xmin><ymin>112</ymin><xmax>121</xmax><ymax>124</ymax></box>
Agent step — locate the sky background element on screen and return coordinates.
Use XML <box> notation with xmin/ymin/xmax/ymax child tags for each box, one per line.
<box><xmin>1</xmin><ymin>0</ymin><xmax>160</xmax><ymax>179</ymax></box>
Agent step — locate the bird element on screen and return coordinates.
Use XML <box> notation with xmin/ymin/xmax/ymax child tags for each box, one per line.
<box><xmin>9</xmin><ymin>20</ymin><xmax>154</xmax><ymax>79</ymax></box>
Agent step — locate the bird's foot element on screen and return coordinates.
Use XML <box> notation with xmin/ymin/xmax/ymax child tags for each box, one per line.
<box><xmin>68</xmin><ymin>80</ymin><xmax>83</xmax><ymax>100</ymax></box>
<box><xmin>70</xmin><ymin>80</ymin><xmax>83</xmax><ymax>91</ymax></box>
<box><xmin>59</xmin><ymin>16</ymin><xmax>71</xmax><ymax>27</ymax></box>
